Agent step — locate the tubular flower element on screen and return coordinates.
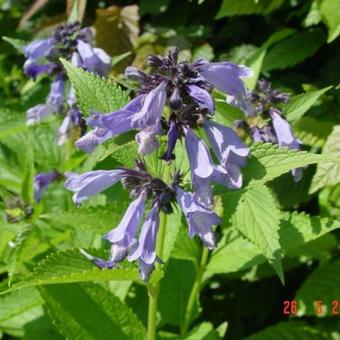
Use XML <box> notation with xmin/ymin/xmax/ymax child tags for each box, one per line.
<box><xmin>34</xmin><ymin>171</ymin><xmax>59</xmax><ymax>202</ymax></box>
<box><xmin>65</xmin><ymin>160</ymin><xmax>222</xmax><ymax>281</ymax></box>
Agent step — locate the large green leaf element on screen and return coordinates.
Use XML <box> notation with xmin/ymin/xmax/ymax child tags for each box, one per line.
<box><xmin>61</xmin><ymin>59</ymin><xmax>129</xmax><ymax>116</ymax></box>
<box><xmin>243</xmin><ymin>143</ymin><xmax>336</xmax><ymax>187</ymax></box>
<box><xmin>295</xmin><ymin>260</ymin><xmax>340</xmax><ymax>316</ymax></box>
<box><xmin>310</xmin><ymin>125</ymin><xmax>340</xmax><ymax>193</ymax></box>
<box><xmin>207</xmin><ymin>211</ymin><xmax>340</xmax><ymax>275</ymax></box>
<box><xmin>40</xmin><ymin>283</ymin><xmax>145</xmax><ymax>340</ymax></box>
<box><xmin>224</xmin><ymin>185</ymin><xmax>283</xmax><ymax>282</ymax></box>
<box><xmin>284</xmin><ymin>86</ymin><xmax>332</xmax><ymax>122</ymax></box>
<box><xmin>1</xmin><ymin>249</ymin><xmax>139</xmax><ymax>294</ymax></box>
<box><xmin>159</xmin><ymin>259</ymin><xmax>197</xmax><ymax>327</ymax></box>
<box><xmin>262</xmin><ymin>30</ymin><xmax>324</xmax><ymax>71</ymax></box>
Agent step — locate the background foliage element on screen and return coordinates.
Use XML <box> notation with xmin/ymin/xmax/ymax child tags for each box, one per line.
<box><xmin>0</xmin><ymin>0</ymin><xmax>339</xmax><ymax>339</ymax></box>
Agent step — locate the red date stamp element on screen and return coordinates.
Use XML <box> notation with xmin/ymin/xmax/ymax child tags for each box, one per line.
<box><xmin>283</xmin><ymin>300</ymin><xmax>340</xmax><ymax>315</ymax></box>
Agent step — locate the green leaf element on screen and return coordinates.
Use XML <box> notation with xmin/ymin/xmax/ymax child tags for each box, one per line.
<box><xmin>243</xmin><ymin>143</ymin><xmax>336</xmax><ymax>187</ymax></box>
<box><xmin>246</xmin><ymin>321</ymin><xmax>332</xmax><ymax>339</ymax></box>
<box><xmin>100</xmin><ymin>140</ymin><xmax>138</xmax><ymax>168</ymax></box>
<box><xmin>61</xmin><ymin>59</ymin><xmax>129</xmax><ymax>116</ymax></box>
<box><xmin>183</xmin><ymin>322</ymin><xmax>220</xmax><ymax>339</ymax></box>
<box><xmin>159</xmin><ymin>259</ymin><xmax>198</xmax><ymax>327</ymax></box>
<box><xmin>226</xmin><ymin>185</ymin><xmax>284</xmax><ymax>282</ymax></box>
<box><xmin>320</xmin><ymin>0</ymin><xmax>340</xmax><ymax>43</ymax></box>
<box><xmin>244</xmin><ymin>49</ymin><xmax>266</xmax><ymax>90</ymax></box>
<box><xmin>216</xmin><ymin>0</ymin><xmax>284</xmax><ymax>19</ymax></box>
<box><xmin>207</xmin><ymin>211</ymin><xmax>340</xmax><ymax>275</ymax></box>
<box><xmin>1</xmin><ymin>249</ymin><xmax>139</xmax><ymax>294</ymax></box>
<box><xmin>21</xmin><ymin>136</ymin><xmax>34</xmax><ymax>205</ymax></box>
<box><xmin>295</xmin><ymin>260</ymin><xmax>340</xmax><ymax>316</ymax></box>
<box><xmin>0</xmin><ymin>109</ymin><xmax>27</xmax><ymax>138</ymax></box>
<box><xmin>2</xmin><ymin>36</ymin><xmax>27</xmax><ymax>53</ymax></box>
<box><xmin>310</xmin><ymin>125</ymin><xmax>340</xmax><ymax>193</ymax></box>
<box><xmin>0</xmin><ymin>288</ymin><xmax>43</xmax><ymax>323</ymax></box>
<box><xmin>41</xmin><ymin>205</ymin><xmax>127</xmax><ymax>234</ymax></box>
<box><xmin>40</xmin><ymin>283</ymin><xmax>146</xmax><ymax>340</ymax></box>
<box><xmin>284</xmin><ymin>86</ymin><xmax>332</xmax><ymax>122</ymax></box>
<box><xmin>262</xmin><ymin>30</ymin><xmax>324</xmax><ymax>72</ymax></box>
<box><xmin>293</xmin><ymin>116</ymin><xmax>334</xmax><ymax>148</ymax></box>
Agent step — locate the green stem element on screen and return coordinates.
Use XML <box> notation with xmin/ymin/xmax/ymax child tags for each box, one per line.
<box><xmin>181</xmin><ymin>247</ymin><xmax>209</xmax><ymax>335</ymax></box>
<box><xmin>147</xmin><ymin>164</ymin><xmax>170</xmax><ymax>340</ymax></box>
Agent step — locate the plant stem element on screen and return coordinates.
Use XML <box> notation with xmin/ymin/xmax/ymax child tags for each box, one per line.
<box><xmin>181</xmin><ymin>246</ymin><xmax>210</xmax><ymax>335</ymax></box>
<box><xmin>147</xmin><ymin>164</ymin><xmax>170</xmax><ymax>340</ymax></box>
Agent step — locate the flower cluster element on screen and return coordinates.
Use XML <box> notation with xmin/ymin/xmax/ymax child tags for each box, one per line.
<box><xmin>76</xmin><ymin>48</ymin><xmax>251</xmax><ymax>206</ymax></box>
<box><xmin>24</xmin><ymin>21</ymin><xmax>110</xmax><ymax>144</ymax></box>
<box><xmin>65</xmin><ymin>161</ymin><xmax>220</xmax><ymax>280</ymax></box>
<box><xmin>65</xmin><ymin>48</ymin><xmax>253</xmax><ymax>280</ymax></box>
<box><xmin>233</xmin><ymin>80</ymin><xmax>303</xmax><ymax>181</ymax></box>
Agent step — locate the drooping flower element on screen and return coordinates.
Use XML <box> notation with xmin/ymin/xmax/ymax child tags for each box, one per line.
<box><xmin>175</xmin><ymin>186</ymin><xmax>220</xmax><ymax>248</ymax></box>
<box><xmin>34</xmin><ymin>171</ymin><xmax>59</xmax><ymax>202</ymax></box>
<box><xmin>64</xmin><ymin>169</ymin><xmax>124</xmax><ymax>204</ymax></box>
<box><xmin>128</xmin><ymin>202</ymin><xmax>160</xmax><ymax>280</ymax></box>
<box><xmin>196</xmin><ymin>59</ymin><xmax>253</xmax><ymax>97</ymax></box>
<box><xmin>184</xmin><ymin>126</ymin><xmax>248</xmax><ymax>206</ymax></box>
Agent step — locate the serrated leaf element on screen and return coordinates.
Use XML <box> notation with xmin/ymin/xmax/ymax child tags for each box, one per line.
<box><xmin>284</xmin><ymin>86</ymin><xmax>332</xmax><ymax>122</ymax></box>
<box><xmin>100</xmin><ymin>140</ymin><xmax>138</xmax><ymax>167</ymax></box>
<box><xmin>40</xmin><ymin>282</ymin><xmax>145</xmax><ymax>340</ymax></box>
<box><xmin>246</xmin><ymin>321</ymin><xmax>331</xmax><ymax>339</ymax></box>
<box><xmin>243</xmin><ymin>143</ymin><xmax>336</xmax><ymax>187</ymax></box>
<box><xmin>310</xmin><ymin>125</ymin><xmax>340</xmax><ymax>193</ymax></box>
<box><xmin>207</xmin><ymin>211</ymin><xmax>340</xmax><ymax>275</ymax></box>
<box><xmin>41</xmin><ymin>205</ymin><xmax>128</xmax><ymax>234</ymax></box>
<box><xmin>216</xmin><ymin>0</ymin><xmax>283</xmax><ymax>19</ymax></box>
<box><xmin>1</xmin><ymin>249</ymin><xmax>140</xmax><ymax>294</ymax></box>
<box><xmin>61</xmin><ymin>59</ymin><xmax>129</xmax><ymax>116</ymax></box>
<box><xmin>228</xmin><ymin>185</ymin><xmax>284</xmax><ymax>282</ymax></box>
<box><xmin>320</xmin><ymin>0</ymin><xmax>340</xmax><ymax>43</ymax></box>
<box><xmin>295</xmin><ymin>260</ymin><xmax>340</xmax><ymax>317</ymax></box>
<box><xmin>0</xmin><ymin>109</ymin><xmax>27</xmax><ymax>138</ymax></box>
<box><xmin>262</xmin><ymin>30</ymin><xmax>324</xmax><ymax>71</ymax></box>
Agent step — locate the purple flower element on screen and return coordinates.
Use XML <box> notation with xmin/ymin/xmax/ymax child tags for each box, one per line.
<box><xmin>57</xmin><ymin>108</ymin><xmax>82</xmax><ymax>145</ymax></box>
<box><xmin>161</xmin><ymin>119</ymin><xmax>180</xmax><ymax>161</ymax></box>
<box><xmin>204</xmin><ymin>120</ymin><xmax>249</xmax><ymax>168</ymax></box>
<box><xmin>176</xmin><ymin>187</ymin><xmax>220</xmax><ymax>249</ymax></box>
<box><xmin>76</xmin><ymin>96</ymin><xmax>143</xmax><ymax>152</ymax></box>
<box><xmin>27</xmin><ymin>104</ymin><xmax>55</xmax><ymax>125</ymax></box>
<box><xmin>184</xmin><ymin>127</ymin><xmax>241</xmax><ymax>205</ymax></box>
<box><xmin>128</xmin><ymin>203</ymin><xmax>160</xmax><ymax>281</ymax></box>
<box><xmin>75</xmin><ymin>40</ymin><xmax>111</xmax><ymax>76</ymax></box>
<box><xmin>23</xmin><ymin>61</ymin><xmax>55</xmax><ymax>80</ymax></box>
<box><xmin>135</xmin><ymin>124</ymin><xmax>161</xmax><ymax>155</ymax></box>
<box><xmin>64</xmin><ymin>169</ymin><xmax>124</xmax><ymax>204</ymax></box>
<box><xmin>197</xmin><ymin>59</ymin><xmax>253</xmax><ymax>96</ymax></box>
<box><xmin>34</xmin><ymin>171</ymin><xmax>59</xmax><ymax>202</ymax></box>
<box><xmin>131</xmin><ymin>81</ymin><xmax>167</xmax><ymax>129</ymax></box>
<box><xmin>270</xmin><ymin>110</ymin><xmax>303</xmax><ymax>181</ymax></box>
<box><xmin>186</xmin><ymin>84</ymin><xmax>214</xmax><ymax>113</ymax></box>
<box><xmin>270</xmin><ymin>110</ymin><xmax>301</xmax><ymax>150</ymax></box>
<box><xmin>47</xmin><ymin>75</ymin><xmax>66</xmax><ymax>112</ymax></box>
<box><xmin>24</xmin><ymin>38</ymin><xmax>54</xmax><ymax>61</ymax></box>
